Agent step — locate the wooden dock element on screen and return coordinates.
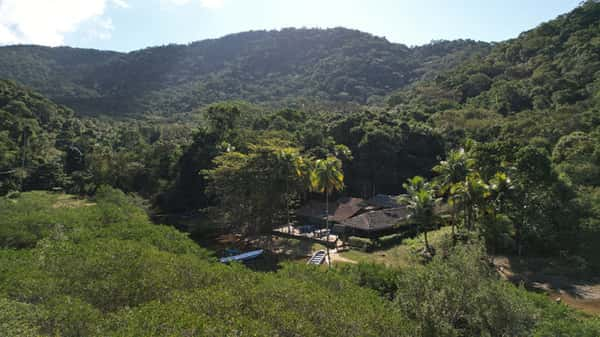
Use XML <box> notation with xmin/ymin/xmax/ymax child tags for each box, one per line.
<box><xmin>272</xmin><ymin>226</ymin><xmax>341</xmax><ymax>249</ymax></box>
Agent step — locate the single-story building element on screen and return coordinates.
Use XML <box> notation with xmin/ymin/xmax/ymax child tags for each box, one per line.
<box><xmin>295</xmin><ymin>195</ymin><xmax>451</xmax><ymax>240</ymax></box>
<box><xmin>334</xmin><ymin>207</ymin><xmax>411</xmax><ymax>238</ymax></box>
<box><xmin>366</xmin><ymin>194</ymin><xmax>406</xmax><ymax>209</ymax></box>
<box><xmin>296</xmin><ymin>197</ymin><xmax>373</xmax><ymax>226</ymax></box>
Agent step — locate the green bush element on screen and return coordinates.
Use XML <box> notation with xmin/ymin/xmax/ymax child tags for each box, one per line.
<box><xmin>0</xmin><ymin>297</ymin><xmax>42</xmax><ymax>337</ymax></box>
<box><xmin>0</xmin><ymin>192</ymin><xmax>415</xmax><ymax>336</ymax></box>
<box><xmin>1</xmin><ymin>191</ymin><xmax>598</xmax><ymax>337</ymax></box>
<box><xmin>394</xmin><ymin>245</ymin><xmax>539</xmax><ymax>337</ymax></box>
<box><xmin>347</xmin><ymin>236</ymin><xmax>373</xmax><ymax>251</ymax></box>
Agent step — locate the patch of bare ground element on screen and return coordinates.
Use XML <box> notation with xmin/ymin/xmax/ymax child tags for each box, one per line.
<box><xmin>330</xmin><ymin>251</ymin><xmax>358</xmax><ymax>264</ymax></box>
<box><xmin>52</xmin><ymin>194</ymin><xmax>95</xmax><ymax>208</ymax></box>
<box><xmin>494</xmin><ymin>256</ymin><xmax>600</xmax><ymax>315</ymax></box>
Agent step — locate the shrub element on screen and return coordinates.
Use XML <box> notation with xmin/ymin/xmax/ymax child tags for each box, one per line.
<box><xmin>394</xmin><ymin>245</ymin><xmax>538</xmax><ymax>337</ymax></box>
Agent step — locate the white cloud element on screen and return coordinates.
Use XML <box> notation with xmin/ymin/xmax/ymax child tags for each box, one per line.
<box><xmin>86</xmin><ymin>17</ymin><xmax>115</xmax><ymax>41</ymax></box>
<box><xmin>0</xmin><ymin>0</ymin><xmax>128</xmax><ymax>46</ymax></box>
<box><xmin>0</xmin><ymin>25</ymin><xmax>18</xmax><ymax>45</ymax></box>
<box><xmin>164</xmin><ymin>0</ymin><xmax>193</xmax><ymax>5</ymax></box>
<box><xmin>111</xmin><ymin>0</ymin><xmax>130</xmax><ymax>8</ymax></box>
<box><xmin>200</xmin><ymin>0</ymin><xmax>225</xmax><ymax>9</ymax></box>
<box><xmin>163</xmin><ymin>0</ymin><xmax>226</xmax><ymax>9</ymax></box>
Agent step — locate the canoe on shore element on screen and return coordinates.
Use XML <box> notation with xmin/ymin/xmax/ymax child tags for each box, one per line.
<box><xmin>219</xmin><ymin>249</ymin><xmax>264</xmax><ymax>263</ymax></box>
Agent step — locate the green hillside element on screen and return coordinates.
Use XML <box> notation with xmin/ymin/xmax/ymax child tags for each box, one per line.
<box><xmin>389</xmin><ymin>0</ymin><xmax>600</xmax><ymax>149</ymax></box>
<box><xmin>0</xmin><ymin>79</ymin><xmax>79</xmax><ymax>193</ymax></box>
<box><xmin>2</xmin><ymin>190</ymin><xmax>598</xmax><ymax>336</ymax></box>
<box><xmin>2</xmin><ymin>2</ymin><xmax>600</xmax><ymax>336</ymax></box>
<box><xmin>0</xmin><ymin>29</ymin><xmax>489</xmax><ymax>116</ymax></box>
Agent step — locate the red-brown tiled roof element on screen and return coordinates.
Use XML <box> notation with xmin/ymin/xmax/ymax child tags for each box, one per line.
<box><xmin>296</xmin><ymin>197</ymin><xmax>368</xmax><ymax>223</ymax></box>
<box><xmin>330</xmin><ymin>197</ymin><xmax>368</xmax><ymax>222</ymax></box>
<box><xmin>340</xmin><ymin>207</ymin><xmax>409</xmax><ymax>231</ymax></box>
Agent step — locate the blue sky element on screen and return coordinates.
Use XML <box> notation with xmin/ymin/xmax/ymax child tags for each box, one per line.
<box><xmin>0</xmin><ymin>0</ymin><xmax>583</xmax><ymax>52</ymax></box>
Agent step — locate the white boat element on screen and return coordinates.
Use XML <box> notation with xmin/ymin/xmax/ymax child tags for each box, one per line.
<box><xmin>219</xmin><ymin>249</ymin><xmax>264</xmax><ymax>263</ymax></box>
<box><xmin>307</xmin><ymin>250</ymin><xmax>326</xmax><ymax>265</ymax></box>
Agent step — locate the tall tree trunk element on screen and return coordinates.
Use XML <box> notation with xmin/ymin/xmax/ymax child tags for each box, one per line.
<box><xmin>515</xmin><ymin>221</ymin><xmax>523</xmax><ymax>256</ymax></box>
<box><xmin>467</xmin><ymin>204</ymin><xmax>473</xmax><ymax>231</ymax></box>
<box><xmin>20</xmin><ymin>129</ymin><xmax>26</xmax><ymax>191</ymax></box>
<box><xmin>463</xmin><ymin>201</ymin><xmax>469</xmax><ymax>231</ymax></box>
<box><xmin>451</xmin><ymin>209</ymin><xmax>457</xmax><ymax>246</ymax></box>
<box><xmin>325</xmin><ymin>189</ymin><xmax>331</xmax><ymax>268</ymax></box>
<box><xmin>286</xmin><ymin>179</ymin><xmax>292</xmax><ymax>234</ymax></box>
<box><xmin>325</xmin><ymin>188</ymin><xmax>331</xmax><ymax>267</ymax></box>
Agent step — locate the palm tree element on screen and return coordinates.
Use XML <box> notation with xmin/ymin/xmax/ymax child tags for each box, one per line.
<box><xmin>485</xmin><ymin>171</ymin><xmax>515</xmax><ymax>256</ymax></box>
<box><xmin>401</xmin><ymin>176</ymin><xmax>440</xmax><ymax>254</ymax></box>
<box><xmin>432</xmin><ymin>148</ymin><xmax>471</xmax><ymax>237</ymax></box>
<box><xmin>432</xmin><ymin>148</ymin><xmax>471</xmax><ymax>194</ymax></box>
<box><xmin>275</xmin><ymin>148</ymin><xmax>301</xmax><ymax>234</ymax></box>
<box><xmin>293</xmin><ymin>154</ymin><xmax>314</xmax><ymax>200</ymax></box>
<box><xmin>274</xmin><ymin>149</ymin><xmax>316</xmax><ymax>235</ymax></box>
<box><xmin>310</xmin><ymin>156</ymin><xmax>344</xmax><ymax>266</ymax></box>
<box><xmin>461</xmin><ymin>173</ymin><xmax>490</xmax><ymax>231</ymax></box>
<box><xmin>488</xmin><ymin>172</ymin><xmax>514</xmax><ymax>214</ymax></box>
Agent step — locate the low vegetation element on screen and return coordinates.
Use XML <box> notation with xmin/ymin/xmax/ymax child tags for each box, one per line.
<box><xmin>1</xmin><ymin>1</ymin><xmax>600</xmax><ymax>336</ymax></box>
<box><xmin>1</xmin><ymin>190</ymin><xmax>599</xmax><ymax>336</ymax></box>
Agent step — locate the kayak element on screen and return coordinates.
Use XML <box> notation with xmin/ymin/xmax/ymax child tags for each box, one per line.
<box><xmin>219</xmin><ymin>249</ymin><xmax>264</xmax><ymax>263</ymax></box>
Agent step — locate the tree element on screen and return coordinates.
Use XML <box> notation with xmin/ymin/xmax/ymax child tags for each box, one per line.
<box><xmin>509</xmin><ymin>146</ymin><xmax>580</xmax><ymax>255</ymax></box>
<box><xmin>481</xmin><ymin>172</ymin><xmax>516</xmax><ymax>253</ymax></box>
<box><xmin>394</xmin><ymin>245</ymin><xmax>540</xmax><ymax>337</ymax></box>
<box><xmin>205</xmin><ymin>103</ymin><xmax>241</xmax><ymax>136</ymax></box>
<box><xmin>205</xmin><ymin>139</ymin><xmax>311</xmax><ymax>239</ymax></box>
<box><xmin>433</xmin><ymin>148</ymin><xmax>472</xmax><ymax>236</ymax></box>
<box><xmin>310</xmin><ymin>156</ymin><xmax>344</xmax><ymax>265</ymax></box>
<box><xmin>552</xmin><ymin>131</ymin><xmax>600</xmax><ymax>186</ymax></box>
<box><xmin>488</xmin><ymin>172</ymin><xmax>514</xmax><ymax>214</ymax></box>
<box><xmin>449</xmin><ymin>172</ymin><xmax>490</xmax><ymax>232</ymax></box>
<box><xmin>401</xmin><ymin>176</ymin><xmax>440</xmax><ymax>254</ymax></box>
<box><xmin>274</xmin><ymin>148</ymin><xmax>314</xmax><ymax>233</ymax></box>
<box><xmin>433</xmin><ymin>149</ymin><xmax>471</xmax><ymax>190</ymax></box>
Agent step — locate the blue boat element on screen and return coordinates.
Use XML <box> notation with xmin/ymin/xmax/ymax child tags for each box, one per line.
<box><xmin>219</xmin><ymin>249</ymin><xmax>264</xmax><ymax>263</ymax></box>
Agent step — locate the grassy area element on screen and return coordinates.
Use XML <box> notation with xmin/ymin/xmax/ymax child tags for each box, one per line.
<box><xmin>52</xmin><ymin>193</ymin><xmax>95</xmax><ymax>208</ymax></box>
<box><xmin>339</xmin><ymin>227</ymin><xmax>453</xmax><ymax>268</ymax></box>
<box><xmin>340</xmin><ymin>246</ymin><xmax>411</xmax><ymax>268</ymax></box>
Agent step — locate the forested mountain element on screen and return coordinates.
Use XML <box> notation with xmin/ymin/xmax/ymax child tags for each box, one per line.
<box><xmin>390</xmin><ymin>0</ymin><xmax>600</xmax><ymax>148</ymax></box>
<box><xmin>2</xmin><ymin>1</ymin><xmax>599</xmax><ymax>217</ymax></box>
<box><xmin>388</xmin><ymin>0</ymin><xmax>600</xmax><ymax>191</ymax></box>
<box><xmin>0</xmin><ymin>29</ymin><xmax>490</xmax><ymax>116</ymax></box>
<box><xmin>385</xmin><ymin>0</ymin><xmax>600</xmax><ymax>241</ymax></box>
<box><xmin>0</xmin><ymin>79</ymin><xmax>197</xmax><ymax>198</ymax></box>
<box><xmin>3</xmin><ymin>2</ymin><xmax>600</xmax><ymax>336</ymax></box>
<box><xmin>0</xmin><ymin>79</ymin><xmax>80</xmax><ymax>192</ymax></box>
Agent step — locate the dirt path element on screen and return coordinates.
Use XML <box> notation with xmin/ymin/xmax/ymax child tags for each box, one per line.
<box><xmin>494</xmin><ymin>256</ymin><xmax>600</xmax><ymax>315</ymax></box>
<box><xmin>52</xmin><ymin>194</ymin><xmax>96</xmax><ymax>208</ymax></box>
<box><xmin>330</xmin><ymin>251</ymin><xmax>358</xmax><ymax>264</ymax></box>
